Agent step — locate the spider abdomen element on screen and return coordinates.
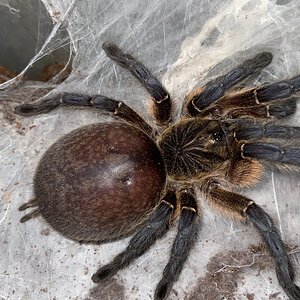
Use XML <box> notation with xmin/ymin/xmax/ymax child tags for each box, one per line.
<box><xmin>34</xmin><ymin>122</ymin><xmax>166</xmax><ymax>242</ymax></box>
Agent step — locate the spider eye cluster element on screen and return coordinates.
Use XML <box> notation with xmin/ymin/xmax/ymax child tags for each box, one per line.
<box><xmin>212</xmin><ymin>131</ymin><xmax>223</xmax><ymax>142</ymax></box>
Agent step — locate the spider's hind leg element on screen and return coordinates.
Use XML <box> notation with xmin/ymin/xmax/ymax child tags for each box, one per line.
<box><xmin>206</xmin><ymin>186</ymin><xmax>300</xmax><ymax>300</ymax></box>
<box><xmin>92</xmin><ymin>191</ymin><xmax>177</xmax><ymax>283</ymax></box>
<box><xmin>93</xmin><ymin>189</ymin><xmax>201</xmax><ymax>300</ymax></box>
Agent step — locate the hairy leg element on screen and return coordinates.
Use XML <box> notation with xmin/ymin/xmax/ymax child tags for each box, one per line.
<box><xmin>199</xmin><ymin>74</ymin><xmax>300</xmax><ymax>119</ymax></box>
<box><xmin>247</xmin><ymin>204</ymin><xmax>300</xmax><ymax>300</ymax></box>
<box><xmin>240</xmin><ymin>142</ymin><xmax>300</xmax><ymax>165</ymax></box>
<box><xmin>15</xmin><ymin>94</ymin><xmax>154</xmax><ymax>136</ymax></box>
<box><xmin>206</xmin><ymin>186</ymin><xmax>300</xmax><ymax>300</ymax></box>
<box><xmin>103</xmin><ymin>42</ymin><xmax>172</xmax><ymax>125</ymax></box>
<box><xmin>230</xmin><ymin>123</ymin><xmax>300</xmax><ymax>172</ymax></box>
<box><xmin>155</xmin><ymin>189</ymin><xmax>200</xmax><ymax>300</ymax></box>
<box><xmin>92</xmin><ymin>191</ymin><xmax>177</xmax><ymax>283</ymax></box>
<box><xmin>226</xmin><ymin>98</ymin><xmax>296</xmax><ymax>119</ymax></box>
<box><xmin>184</xmin><ymin>52</ymin><xmax>273</xmax><ymax>116</ymax></box>
<box><xmin>233</xmin><ymin>121</ymin><xmax>300</xmax><ymax>141</ymax></box>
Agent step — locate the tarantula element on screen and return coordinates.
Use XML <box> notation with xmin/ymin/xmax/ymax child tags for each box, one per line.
<box><xmin>15</xmin><ymin>43</ymin><xmax>300</xmax><ymax>300</ymax></box>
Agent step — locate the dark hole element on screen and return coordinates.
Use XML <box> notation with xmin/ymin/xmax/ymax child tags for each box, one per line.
<box><xmin>0</xmin><ymin>0</ymin><xmax>72</xmax><ymax>82</ymax></box>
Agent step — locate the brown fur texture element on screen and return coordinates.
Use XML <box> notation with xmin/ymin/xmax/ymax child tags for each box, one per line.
<box><xmin>34</xmin><ymin>122</ymin><xmax>166</xmax><ymax>242</ymax></box>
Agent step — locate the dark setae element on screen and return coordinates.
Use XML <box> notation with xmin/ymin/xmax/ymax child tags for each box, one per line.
<box><xmin>16</xmin><ymin>43</ymin><xmax>300</xmax><ymax>300</ymax></box>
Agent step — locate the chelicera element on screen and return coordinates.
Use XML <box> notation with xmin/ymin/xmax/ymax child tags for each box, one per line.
<box><xmin>16</xmin><ymin>43</ymin><xmax>300</xmax><ymax>300</ymax></box>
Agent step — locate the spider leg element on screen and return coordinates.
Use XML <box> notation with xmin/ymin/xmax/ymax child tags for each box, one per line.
<box><xmin>253</xmin><ymin>76</ymin><xmax>300</xmax><ymax>102</ymax></box>
<box><xmin>239</xmin><ymin>142</ymin><xmax>300</xmax><ymax>166</ymax></box>
<box><xmin>14</xmin><ymin>97</ymin><xmax>61</xmax><ymax>116</ymax></box>
<box><xmin>102</xmin><ymin>42</ymin><xmax>172</xmax><ymax>126</ymax></box>
<box><xmin>230</xmin><ymin>76</ymin><xmax>300</xmax><ymax>106</ymax></box>
<box><xmin>232</xmin><ymin>122</ymin><xmax>300</xmax><ymax>168</ymax></box>
<box><xmin>91</xmin><ymin>191</ymin><xmax>176</xmax><ymax>283</ymax></box>
<box><xmin>200</xmin><ymin>74</ymin><xmax>300</xmax><ymax>119</ymax></box>
<box><xmin>234</xmin><ymin>142</ymin><xmax>300</xmax><ymax>176</ymax></box>
<box><xmin>233</xmin><ymin>121</ymin><xmax>300</xmax><ymax>140</ymax></box>
<box><xmin>247</xmin><ymin>204</ymin><xmax>300</xmax><ymax>300</ymax></box>
<box><xmin>226</xmin><ymin>126</ymin><xmax>300</xmax><ymax>186</ymax></box>
<box><xmin>184</xmin><ymin>52</ymin><xmax>273</xmax><ymax>116</ymax></box>
<box><xmin>227</xmin><ymin>98</ymin><xmax>296</xmax><ymax>119</ymax></box>
<box><xmin>155</xmin><ymin>189</ymin><xmax>200</xmax><ymax>300</ymax></box>
<box><xmin>15</xmin><ymin>94</ymin><xmax>154</xmax><ymax>136</ymax></box>
<box><xmin>206</xmin><ymin>186</ymin><xmax>300</xmax><ymax>300</ymax></box>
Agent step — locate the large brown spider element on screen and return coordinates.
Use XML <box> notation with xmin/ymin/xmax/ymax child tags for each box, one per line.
<box><xmin>15</xmin><ymin>43</ymin><xmax>300</xmax><ymax>300</ymax></box>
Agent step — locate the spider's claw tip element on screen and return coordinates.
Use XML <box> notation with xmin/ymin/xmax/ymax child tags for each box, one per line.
<box><xmin>258</xmin><ymin>51</ymin><xmax>273</xmax><ymax>65</ymax></box>
<box><xmin>91</xmin><ymin>266</ymin><xmax>113</xmax><ymax>283</ymax></box>
<box><xmin>91</xmin><ymin>273</ymin><xmax>101</xmax><ymax>283</ymax></box>
<box><xmin>102</xmin><ymin>42</ymin><xmax>117</xmax><ymax>52</ymax></box>
<box><xmin>19</xmin><ymin>204</ymin><xmax>28</xmax><ymax>211</ymax></box>
<box><xmin>20</xmin><ymin>215</ymin><xmax>31</xmax><ymax>223</ymax></box>
<box><xmin>264</xmin><ymin>51</ymin><xmax>273</xmax><ymax>63</ymax></box>
<box><xmin>102</xmin><ymin>42</ymin><xmax>122</xmax><ymax>59</ymax></box>
<box><xmin>14</xmin><ymin>104</ymin><xmax>35</xmax><ymax>115</ymax></box>
<box><xmin>261</xmin><ymin>51</ymin><xmax>273</xmax><ymax>59</ymax></box>
<box><xmin>154</xmin><ymin>280</ymin><xmax>171</xmax><ymax>300</ymax></box>
<box><xmin>102</xmin><ymin>41</ymin><xmax>109</xmax><ymax>49</ymax></box>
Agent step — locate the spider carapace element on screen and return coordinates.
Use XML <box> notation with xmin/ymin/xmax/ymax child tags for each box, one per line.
<box><xmin>15</xmin><ymin>43</ymin><xmax>300</xmax><ymax>299</ymax></box>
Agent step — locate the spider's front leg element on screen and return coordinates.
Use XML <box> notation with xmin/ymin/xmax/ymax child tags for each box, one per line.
<box><xmin>102</xmin><ymin>43</ymin><xmax>172</xmax><ymax>126</ymax></box>
<box><xmin>15</xmin><ymin>41</ymin><xmax>172</xmax><ymax>133</ymax></box>
<box><xmin>206</xmin><ymin>186</ymin><xmax>300</xmax><ymax>300</ymax></box>
<box><xmin>201</xmin><ymin>75</ymin><xmax>300</xmax><ymax>120</ymax></box>
<box><xmin>184</xmin><ymin>51</ymin><xmax>273</xmax><ymax>116</ymax></box>
<box><xmin>233</xmin><ymin>121</ymin><xmax>300</xmax><ymax>141</ymax></box>
<box><xmin>240</xmin><ymin>142</ymin><xmax>300</xmax><ymax>166</ymax></box>
<box><xmin>15</xmin><ymin>94</ymin><xmax>154</xmax><ymax>136</ymax></box>
<box><xmin>230</xmin><ymin>123</ymin><xmax>300</xmax><ymax>171</ymax></box>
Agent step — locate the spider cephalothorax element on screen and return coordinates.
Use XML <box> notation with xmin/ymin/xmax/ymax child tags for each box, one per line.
<box><xmin>15</xmin><ymin>43</ymin><xmax>300</xmax><ymax>300</ymax></box>
<box><xmin>159</xmin><ymin>119</ymin><xmax>232</xmax><ymax>180</ymax></box>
